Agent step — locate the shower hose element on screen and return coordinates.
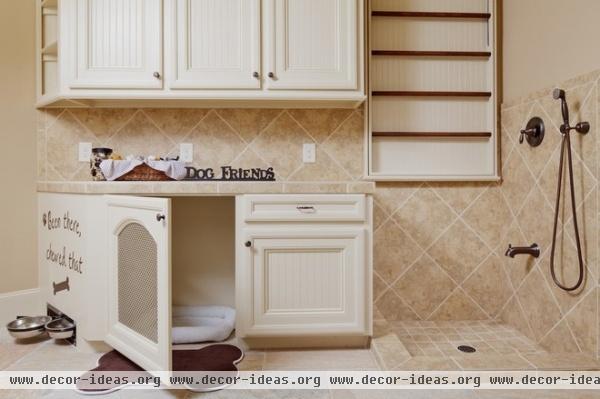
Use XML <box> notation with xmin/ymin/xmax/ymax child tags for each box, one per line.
<box><xmin>549</xmin><ymin>129</ymin><xmax>585</xmax><ymax>291</ymax></box>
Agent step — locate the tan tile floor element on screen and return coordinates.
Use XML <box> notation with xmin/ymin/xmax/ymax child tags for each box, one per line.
<box><xmin>372</xmin><ymin>319</ymin><xmax>600</xmax><ymax>373</ymax></box>
<box><xmin>1</xmin><ymin>325</ymin><xmax>600</xmax><ymax>398</ymax></box>
<box><xmin>391</xmin><ymin>320</ymin><xmax>547</xmax><ymax>359</ymax></box>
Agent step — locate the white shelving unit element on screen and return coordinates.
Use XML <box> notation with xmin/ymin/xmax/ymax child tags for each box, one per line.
<box><xmin>37</xmin><ymin>0</ymin><xmax>59</xmax><ymax>101</ymax></box>
<box><xmin>366</xmin><ymin>0</ymin><xmax>499</xmax><ymax>181</ymax></box>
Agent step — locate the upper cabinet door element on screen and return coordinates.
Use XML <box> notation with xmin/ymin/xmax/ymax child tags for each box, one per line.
<box><xmin>170</xmin><ymin>0</ymin><xmax>261</xmax><ymax>89</ymax></box>
<box><xmin>266</xmin><ymin>0</ymin><xmax>358</xmax><ymax>90</ymax></box>
<box><xmin>69</xmin><ymin>0</ymin><xmax>163</xmax><ymax>89</ymax></box>
<box><xmin>105</xmin><ymin>195</ymin><xmax>172</xmax><ymax>373</ymax></box>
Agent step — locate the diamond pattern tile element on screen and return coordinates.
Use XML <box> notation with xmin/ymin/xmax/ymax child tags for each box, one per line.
<box><xmin>373</xmin><ymin>221</ymin><xmax>422</xmax><ymax>282</ymax></box>
<box><xmin>373</xmin><ymin>182</ymin><xmax>422</xmax><ymax>216</ymax></box>
<box><xmin>429</xmin><ymin>220</ymin><xmax>489</xmax><ymax>284</ymax></box>
<box><xmin>393</xmin><ymin>255</ymin><xmax>456</xmax><ymax>320</ymax></box>
<box><xmin>501</xmin><ymin>149</ymin><xmax>536</xmax><ymax>214</ymax></box>
<box><xmin>217</xmin><ymin>109</ymin><xmax>282</xmax><ymax>144</ymax></box>
<box><xmin>288</xmin><ymin>108</ymin><xmax>353</xmax><ymax>143</ymax></box>
<box><xmin>463</xmin><ymin>255</ymin><xmax>512</xmax><ymax>317</ymax></box>
<box><xmin>393</xmin><ymin>188</ymin><xmax>457</xmax><ymax>249</ymax></box>
<box><xmin>46</xmin><ymin>111</ymin><xmax>98</xmax><ymax>181</ymax></box>
<box><xmin>463</xmin><ymin>186</ymin><xmax>512</xmax><ymax>251</ymax></box>
<box><xmin>70</xmin><ymin>108</ymin><xmax>136</xmax><ymax>141</ymax></box>
<box><xmin>106</xmin><ymin>111</ymin><xmax>175</xmax><ymax>158</ymax></box>
<box><xmin>249</xmin><ymin>112</ymin><xmax>311</xmax><ymax>179</ymax></box>
<box><xmin>144</xmin><ymin>108</ymin><xmax>209</xmax><ymax>142</ymax></box>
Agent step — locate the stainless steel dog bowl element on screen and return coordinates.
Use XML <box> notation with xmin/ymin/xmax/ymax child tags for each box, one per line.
<box><xmin>6</xmin><ymin>316</ymin><xmax>52</xmax><ymax>339</ymax></box>
<box><xmin>45</xmin><ymin>318</ymin><xmax>75</xmax><ymax>339</ymax></box>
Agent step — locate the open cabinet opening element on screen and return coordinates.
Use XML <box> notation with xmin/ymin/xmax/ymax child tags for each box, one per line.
<box><xmin>170</xmin><ymin>197</ymin><xmax>237</xmax><ymax>346</ymax></box>
<box><xmin>172</xmin><ymin>197</ymin><xmax>236</xmax><ymax>310</ymax></box>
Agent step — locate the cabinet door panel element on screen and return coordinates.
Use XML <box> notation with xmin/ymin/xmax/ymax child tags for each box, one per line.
<box><xmin>105</xmin><ymin>196</ymin><xmax>171</xmax><ymax>372</ymax></box>
<box><xmin>266</xmin><ymin>0</ymin><xmax>358</xmax><ymax>90</ymax></box>
<box><xmin>71</xmin><ymin>0</ymin><xmax>162</xmax><ymax>89</ymax></box>
<box><xmin>237</xmin><ymin>228</ymin><xmax>367</xmax><ymax>336</ymax></box>
<box><xmin>171</xmin><ymin>0</ymin><xmax>261</xmax><ymax>89</ymax></box>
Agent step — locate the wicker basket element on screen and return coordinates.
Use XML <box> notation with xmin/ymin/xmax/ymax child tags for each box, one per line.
<box><xmin>116</xmin><ymin>163</ymin><xmax>174</xmax><ymax>181</ymax></box>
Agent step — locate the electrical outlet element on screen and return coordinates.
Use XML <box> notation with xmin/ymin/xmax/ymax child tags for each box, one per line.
<box><xmin>303</xmin><ymin>143</ymin><xmax>316</xmax><ymax>163</ymax></box>
<box><xmin>180</xmin><ymin>143</ymin><xmax>194</xmax><ymax>162</ymax></box>
<box><xmin>78</xmin><ymin>142</ymin><xmax>92</xmax><ymax>162</ymax></box>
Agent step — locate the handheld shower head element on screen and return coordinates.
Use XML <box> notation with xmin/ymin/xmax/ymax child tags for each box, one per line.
<box><xmin>553</xmin><ymin>88</ymin><xmax>566</xmax><ymax>100</ymax></box>
<box><xmin>553</xmin><ymin>88</ymin><xmax>570</xmax><ymax>127</ymax></box>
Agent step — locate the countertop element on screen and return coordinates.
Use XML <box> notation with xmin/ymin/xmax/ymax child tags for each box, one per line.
<box><xmin>37</xmin><ymin>181</ymin><xmax>375</xmax><ymax>195</ymax></box>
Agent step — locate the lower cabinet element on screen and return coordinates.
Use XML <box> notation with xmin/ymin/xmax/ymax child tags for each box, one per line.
<box><xmin>236</xmin><ymin>194</ymin><xmax>372</xmax><ymax>338</ymax></box>
<box><xmin>39</xmin><ymin>192</ymin><xmax>372</xmax><ymax>373</ymax></box>
<box><xmin>237</xmin><ymin>228</ymin><xmax>367</xmax><ymax>336</ymax></box>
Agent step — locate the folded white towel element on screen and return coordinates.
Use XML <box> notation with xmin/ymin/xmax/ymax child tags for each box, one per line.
<box><xmin>99</xmin><ymin>159</ymin><xmax>188</xmax><ymax>181</ymax></box>
<box><xmin>172</xmin><ymin>306</ymin><xmax>236</xmax><ymax>344</ymax></box>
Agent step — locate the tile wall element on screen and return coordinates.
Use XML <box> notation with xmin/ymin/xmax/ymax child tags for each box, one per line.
<box><xmin>37</xmin><ymin>69</ymin><xmax>600</xmax><ymax>357</ymax></box>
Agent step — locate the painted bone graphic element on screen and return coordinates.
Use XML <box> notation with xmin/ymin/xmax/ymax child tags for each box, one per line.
<box><xmin>53</xmin><ymin>277</ymin><xmax>70</xmax><ymax>295</ymax></box>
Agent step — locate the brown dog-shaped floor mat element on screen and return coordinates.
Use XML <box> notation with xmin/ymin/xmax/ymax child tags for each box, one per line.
<box><xmin>77</xmin><ymin>344</ymin><xmax>243</xmax><ymax>394</ymax></box>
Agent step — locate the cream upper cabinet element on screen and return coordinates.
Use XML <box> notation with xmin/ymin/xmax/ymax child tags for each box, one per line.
<box><xmin>62</xmin><ymin>0</ymin><xmax>163</xmax><ymax>90</ymax></box>
<box><xmin>41</xmin><ymin>0</ymin><xmax>365</xmax><ymax>107</ymax></box>
<box><xmin>169</xmin><ymin>0</ymin><xmax>261</xmax><ymax>89</ymax></box>
<box><xmin>265</xmin><ymin>0</ymin><xmax>359</xmax><ymax>90</ymax></box>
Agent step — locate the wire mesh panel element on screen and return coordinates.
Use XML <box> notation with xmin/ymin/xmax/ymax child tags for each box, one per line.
<box><xmin>117</xmin><ymin>222</ymin><xmax>158</xmax><ymax>343</ymax></box>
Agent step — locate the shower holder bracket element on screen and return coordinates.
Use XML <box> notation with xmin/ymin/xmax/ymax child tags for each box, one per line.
<box><xmin>520</xmin><ymin>117</ymin><xmax>545</xmax><ymax>147</ymax></box>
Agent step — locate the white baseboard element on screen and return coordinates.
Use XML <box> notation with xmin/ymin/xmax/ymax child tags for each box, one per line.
<box><xmin>0</xmin><ymin>288</ymin><xmax>44</xmax><ymax>323</ymax></box>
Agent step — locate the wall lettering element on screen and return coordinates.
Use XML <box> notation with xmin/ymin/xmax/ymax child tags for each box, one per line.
<box><xmin>46</xmin><ymin>244</ymin><xmax>83</xmax><ymax>274</ymax></box>
<box><xmin>184</xmin><ymin>166</ymin><xmax>275</xmax><ymax>181</ymax></box>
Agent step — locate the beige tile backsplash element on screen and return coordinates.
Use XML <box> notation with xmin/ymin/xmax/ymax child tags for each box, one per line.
<box><xmin>37</xmin><ymin>69</ymin><xmax>600</xmax><ymax>357</ymax></box>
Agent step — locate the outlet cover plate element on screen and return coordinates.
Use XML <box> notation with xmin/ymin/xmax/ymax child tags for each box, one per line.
<box><xmin>78</xmin><ymin>142</ymin><xmax>92</xmax><ymax>162</ymax></box>
<box><xmin>303</xmin><ymin>143</ymin><xmax>316</xmax><ymax>163</ymax></box>
<box><xmin>180</xmin><ymin>143</ymin><xmax>194</xmax><ymax>162</ymax></box>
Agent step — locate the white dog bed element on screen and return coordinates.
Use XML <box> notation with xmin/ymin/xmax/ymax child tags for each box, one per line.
<box><xmin>172</xmin><ymin>306</ymin><xmax>235</xmax><ymax>344</ymax></box>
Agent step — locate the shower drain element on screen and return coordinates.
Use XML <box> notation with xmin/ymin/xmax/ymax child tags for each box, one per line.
<box><xmin>457</xmin><ymin>345</ymin><xmax>476</xmax><ymax>353</ymax></box>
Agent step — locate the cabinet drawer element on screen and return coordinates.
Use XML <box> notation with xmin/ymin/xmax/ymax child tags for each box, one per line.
<box><xmin>242</xmin><ymin>195</ymin><xmax>366</xmax><ymax>222</ymax></box>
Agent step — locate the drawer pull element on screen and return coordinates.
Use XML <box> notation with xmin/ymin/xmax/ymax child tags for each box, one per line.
<box><xmin>244</xmin><ymin>241</ymin><xmax>252</xmax><ymax>248</ymax></box>
<box><xmin>296</xmin><ymin>205</ymin><xmax>316</xmax><ymax>213</ymax></box>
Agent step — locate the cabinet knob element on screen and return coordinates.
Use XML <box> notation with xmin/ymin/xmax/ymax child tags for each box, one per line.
<box><xmin>253</xmin><ymin>71</ymin><xmax>260</xmax><ymax>79</ymax></box>
<box><xmin>244</xmin><ymin>241</ymin><xmax>252</xmax><ymax>248</ymax></box>
<box><xmin>153</xmin><ymin>72</ymin><xmax>161</xmax><ymax>79</ymax></box>
<box><xmin>268</xmin><ymin>72</ymin><xmax>275</xmax><ymax>79</ymax></box>
<box><xmin>156</xmin><ymin>214</ymin><xmax>166</xmax><ymax>222</ymax></box>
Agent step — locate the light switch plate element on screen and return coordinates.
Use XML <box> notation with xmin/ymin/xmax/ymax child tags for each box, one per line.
<box><xmin>78</xmin><ymin>142</ymin><xmax>92</xmax><ymax>162</ymax></box>
<box><xmin>303</xmin><ymin>143</ymin><xmax>316</xmax><ymax>163</ymax></box>
<box><xmin>180</xmin><ymin>143</ymin><xmax>194</xmax><ymax>163</ymax></box>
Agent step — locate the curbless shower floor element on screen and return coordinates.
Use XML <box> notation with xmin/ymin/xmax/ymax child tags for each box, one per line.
<box><xmin>371</xmin><ymin>319</ymin><xmax>600</xmax><ymax>372</ymax></box>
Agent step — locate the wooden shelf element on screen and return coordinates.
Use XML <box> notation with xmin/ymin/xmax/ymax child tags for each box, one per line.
<box><xmin>372</xmin><ymin>132</ymin><xmax>492</xmax><ymax>138</ymax></box>
<box><xmin>372</xmin><ymin>91</ymin><xmax>492</xmax><ymax>98</ymax></box>
<box><xmin>372</xmin><ymin>50</ymin><xmax>491</xmax><ymax>57</ymax></box>
<box><xmin>41</xmin><ymin>0</ymin><xmax>57</xmax><ymax>8</ymax></box>
<box><xmin>371</xmin><ymin>11</ymin><xmax>491</xmax><ymax>19</ymax></box>
<box><xmin>42</xmin><ymin>41</ymin><xmax>57</xmax><ymax>56</ymax></box>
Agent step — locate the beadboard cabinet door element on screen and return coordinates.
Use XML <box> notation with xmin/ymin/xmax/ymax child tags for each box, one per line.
<box><xmin>265</xmin><ymin>0</ymin><xmax>359</xmax><ymax>90</ymax></box>
<box><xmin>105</xmin><ymin>195</ymin><xmax>172</xmax><ymax>373</ymax></box>
<box><xmin>237</xmin><ymin>228</ymin><xmax>367</xmax><ymax>337</ymax></box>
<box><xmin>170</xmin><ymin>0</ymin><xmax>261</xmax><ymax>89</ymax></box>
<box><xmin>65</xmin><ymin>0</ymin><xmax>163</xmax><ymax>89</ymax></box>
